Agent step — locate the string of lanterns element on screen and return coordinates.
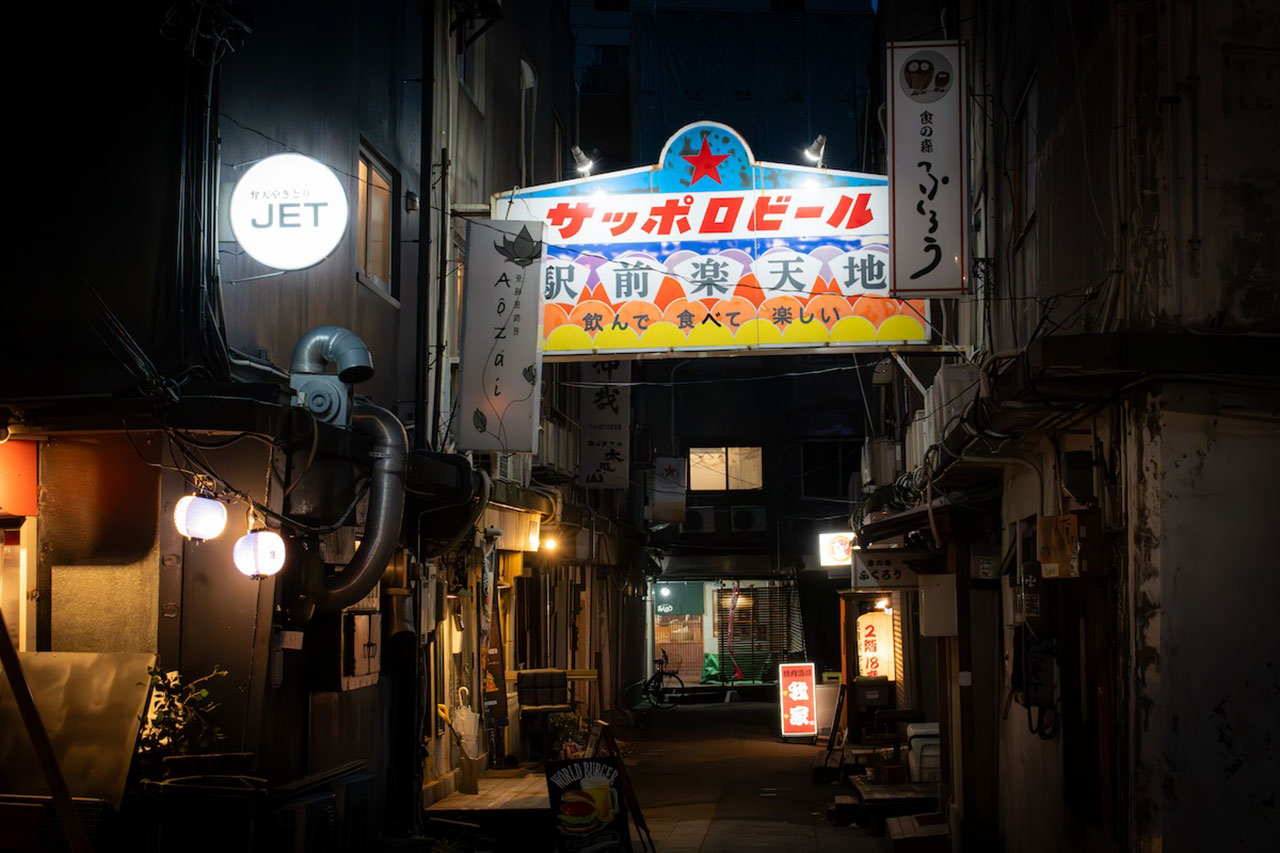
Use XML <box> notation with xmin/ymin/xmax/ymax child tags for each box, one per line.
<box><xmin>171</xmin><ymin>474</ymin><xmax>284</xmax><ymax>579</ymax></box>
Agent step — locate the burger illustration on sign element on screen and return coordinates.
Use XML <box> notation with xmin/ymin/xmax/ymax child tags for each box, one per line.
<box><xmin>558</xmin><ymin>789</ymin><xmax>600</xmax><ymax>832</ymax></box>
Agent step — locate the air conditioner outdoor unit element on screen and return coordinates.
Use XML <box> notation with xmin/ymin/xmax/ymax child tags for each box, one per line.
<box><xmin>681</xmin><ymin>506</ymin><xmax>716</xmax><ymax>533</ymax></box>
<box><xmin>906</xmin><ymin>411</ymin><xmax>927</xmax><ymax>471</ymax></box>
<box><xmin>924</xmin><ymin>363</ymin><xmax>980</xmax><ymax>446</ymax></box>
<box><xmin>730</xmin><ymin>505</ymin><xmax>768</xmax><ymax>533</ymax></box>
<box><xmin>861</xmin><ymin>437</ymin><xmax>900</xmax><ymax>489</ymax></box>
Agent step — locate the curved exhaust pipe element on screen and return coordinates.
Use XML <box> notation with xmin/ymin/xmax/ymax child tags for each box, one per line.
<box><xmin>314</xmin><ymin>400</ymin><xmax>407</xmax><ymax>612</ymax></box>
<box><xmin>290</xmin><ymin>325</ymin><xmax>375</xmax><ymax>384</ymax></box>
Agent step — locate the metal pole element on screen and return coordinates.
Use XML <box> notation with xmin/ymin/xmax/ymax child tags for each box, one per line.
<box><xmin>414</xmin><ymin>0</ymin><xmax>436</xmax><ymax>450</ymax></box>
<box><xmin>429</xmin><ymin>147</ymin><xmax>450</xmax><ymax>447</ymax></box>
<box><xmin>0</xmin><ymin>607</ymin><xmax>91</xmax><ymax>853</ymax></box>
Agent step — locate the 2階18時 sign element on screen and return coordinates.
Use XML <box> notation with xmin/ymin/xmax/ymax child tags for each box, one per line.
<box><xmin>494</xmin><ymin>122</ymin><xmax>931</xmax><ymax>358</ymax></box>
<box><xmin>229</xmin><ymin>153</ymin><xmax>350</xmax><ymax>270</ymax></box>
<box><xmin>778</xmin><ymin>662</ymin><xmax>818</xmax><ymax>738</ymax></box>
<box><xmin>888</xmin><ymin>41</ymin><xmax>967</xmax><ymax>297</ymax></box>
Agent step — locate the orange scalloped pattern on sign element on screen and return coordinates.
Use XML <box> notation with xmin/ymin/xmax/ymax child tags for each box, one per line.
<box><xmin>758</xmin><ymin>296</ymin><xmax>806</xmax><ymax>330</ymax></box>
<box><xmin>581</xmin><ymin>282</ymin><xmax>613</xmax><ymax>307</ymax></box>
<box><xmin>811</xmin><ymin>276</ymin><xmax>841</xmax><ymax>297</ymax></box>
<box><xmin>543</xmin><ymin>303</ymin><xmax>571</xmax><ymax>337</ymax></box>
<box><xmin>852</xmin><ymin>296</ymin><xmax>901</xmax><ymax>328</ymax></box>
<box><xmin>616</xmin><ymin>300</ymin><xmax>662</xmax><ymax>334</ymax></box>
<box><xmin>708</xmin><ymin>296</ymin><xmax>757</xmax><ymax>331</ymax></box>
<box><xmin>661</xmin><ymin>297</ymin><xmax>710</xmax><ymax>329</ymax></box>
<box><xmin>653</xmin><ymin>276</ymin><xmax>685</xmax><ymax>312</ymax></box>
<box><xmin>569</xmin><ymin>300</ymin><xmax>616</xmax><ymax>337</ymax></box>
<box><xmin>733</xmin><ymin>274</ymin><xmax>766</xmax><ymax>308</ymax></box>
<box><xmin>805</xmin><ymin>294</ymin><xmax>852</xmax><ymax>329</ymax></box>
<box><xmin>897</xmin><ymin>299</ymin><xmax>928</xmax><ymax>325</ymax></box>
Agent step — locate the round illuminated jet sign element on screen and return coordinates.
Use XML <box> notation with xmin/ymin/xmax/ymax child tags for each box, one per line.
<box><xmin>229</xmin><ymin>153</ymin><xmax>349</xmax><ymax>270</ymax></box>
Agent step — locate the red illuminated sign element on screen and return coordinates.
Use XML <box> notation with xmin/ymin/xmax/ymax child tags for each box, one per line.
<box><xmin>778</xmin><ymin>662</ymin><xmax>818</xmax><ymax>737</ymax></box>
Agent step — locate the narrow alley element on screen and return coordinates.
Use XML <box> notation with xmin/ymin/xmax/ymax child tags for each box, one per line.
<box><xmin>623</xmin><ymin>701</ymin><xmax>880</xmax><ymax>853</ymax></box>
<box><xmin>3</xmin><ymin>2</ymin><xmax>1278</xmax><ymax>852</ymax></box>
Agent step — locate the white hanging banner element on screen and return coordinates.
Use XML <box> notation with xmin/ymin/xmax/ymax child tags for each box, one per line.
<box><xmin>580</xmin><ymin>362</ymin><xmax>631</xmax><ymax>488</ymax></box>
<box><xmin>888</xmin><ymin>41</ymin><xmax>968</xmax><ymax>298</ymax></box>
<box><xmin>457</xmin><ymin>221</ymin><xmax>546</xmax><ymax>452</ymax></box>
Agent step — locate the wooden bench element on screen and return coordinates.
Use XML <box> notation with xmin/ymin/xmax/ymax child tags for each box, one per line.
<box><xmin>850</xmin><ymin>777</ymin><xmax>940</xmax><ymax>835</ymax></box>
<box><xmin>887</xmin><ymin>813</ymin><xmax>949</xmax><ymax>852</ymax></box>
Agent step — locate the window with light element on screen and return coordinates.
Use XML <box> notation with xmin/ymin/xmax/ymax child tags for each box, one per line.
<box><xmin>689</xmin><ymin>446</ymin><xmax>762</xmax><ymax>491</ymax></box>
<box><xmin>357</xmin><ymin>151</ymin><xmax>395</xmax><ymax>297</ymax></box>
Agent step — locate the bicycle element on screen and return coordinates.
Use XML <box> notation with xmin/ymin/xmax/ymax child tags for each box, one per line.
<box><xmin>644</xmin><ymin>649</ymin><xmax>684</xmax><ymax>709</ymax></box>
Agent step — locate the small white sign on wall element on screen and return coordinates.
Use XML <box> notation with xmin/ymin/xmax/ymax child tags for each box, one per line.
<box><xmin>457</xmin><ymin>221</ymin><xmax>546</xmax><ymax>453</ymax></box>
<box><xmin>228</xmin><ymin>153</ymin><xmax>349</xmax><ymax>270</ymax></box>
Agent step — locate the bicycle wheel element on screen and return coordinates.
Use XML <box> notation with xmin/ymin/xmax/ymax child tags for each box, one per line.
<box><xmin>653</xmin><ymin>673</ymin><xmax>683</xmax><ymax>709</ymax></box>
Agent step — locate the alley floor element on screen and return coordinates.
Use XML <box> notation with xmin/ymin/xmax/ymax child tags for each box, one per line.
<box><xmin>621</xmin><ymin>700</ymin><xmax>882</xmax><ymax>852</ymax></box>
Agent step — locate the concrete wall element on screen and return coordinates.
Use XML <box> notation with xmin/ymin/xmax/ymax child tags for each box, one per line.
<box><xmin>994</xmin><ymin>443</ymin><xmax>1070</xmax><ymax>853</ymax></box>
<box><xmin>1129</xmin><ymin>392</ymin><xmax>1280</xmax><ymax>851</ymax></box>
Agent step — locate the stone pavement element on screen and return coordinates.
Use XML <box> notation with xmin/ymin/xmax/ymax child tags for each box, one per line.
<box><xmin>619</xmin><ymin>700</ymin><xmax>881</xmax><ymax>852</ymax></box>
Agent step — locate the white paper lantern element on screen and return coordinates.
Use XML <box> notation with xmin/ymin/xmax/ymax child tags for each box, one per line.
<box><xmin>173</xmin><ymin>495</ymin><xmax>228</xmax><ymax>541</ymax></box>
<box><xmin>233</xmin><ymin>530</ymin><xmax>286</xmax><ymax>578</ymax></box>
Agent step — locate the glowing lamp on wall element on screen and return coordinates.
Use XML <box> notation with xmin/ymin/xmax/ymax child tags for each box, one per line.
<box><xmin>233</xmin><ymin>530</ymin><xmax>286</xmax><ymax>579</ymax></box>
<box><xmin>173</xmin><ymin>495</ymin><xmax>228</xmax><ymax>542</ymax></box>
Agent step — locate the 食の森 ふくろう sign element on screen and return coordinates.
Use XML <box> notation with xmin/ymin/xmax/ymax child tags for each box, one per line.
<box><xmin>492</xmin><ymin>122</ymin><xmax>929</xmax><ymax>357</ymax></box>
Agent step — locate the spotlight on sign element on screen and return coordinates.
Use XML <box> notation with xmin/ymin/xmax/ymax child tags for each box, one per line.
<box><xmin>803</xmin><ymin>134</ymin><xmax>827</xmax><ymax>167</ymax></box>
<box><xmin>571</xmin><ymin>145</ymin><xmax>594</xmax><ymax>175</ymax></box>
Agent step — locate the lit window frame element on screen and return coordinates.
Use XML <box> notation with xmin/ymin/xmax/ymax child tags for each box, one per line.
<box><xmin>688</xmin><ymin>446</ymin><xmax>763</xmax><ymax>492</ymax></box>
<box><xmin>356</xmin><ymin>144</ymin><xmax>399</xmax><ymax>302</ymax></box>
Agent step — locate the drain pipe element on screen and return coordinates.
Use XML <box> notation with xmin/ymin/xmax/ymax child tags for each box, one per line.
<box><xmin>314</xmin><ymin>400</ymin><xmax>408</xmax><ymax>612</ymax></box>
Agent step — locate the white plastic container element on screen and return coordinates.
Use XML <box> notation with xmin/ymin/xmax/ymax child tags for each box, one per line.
<box><xmin>906</xmin><ymin>722</ymin><xmax>941</xmax><ymax>782</ymax></box>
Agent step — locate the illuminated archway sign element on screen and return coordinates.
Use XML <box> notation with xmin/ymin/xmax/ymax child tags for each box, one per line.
<box><xmin>229</xmin><ymin>153</ymin><xmax>349</xmax><ymax>270</ymax></box>
<box><xmin>493</xmin><ymin>122</ymin><xmax>930</xmax><ymax>358</ymax></box>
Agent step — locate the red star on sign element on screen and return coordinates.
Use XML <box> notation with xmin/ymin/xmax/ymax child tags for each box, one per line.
<box><xmin>682</xmin><ymin>137</ymin><xmax>730</xmax><ymax>185</ymax></box>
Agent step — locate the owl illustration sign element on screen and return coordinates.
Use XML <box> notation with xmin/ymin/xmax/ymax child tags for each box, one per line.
<box><xmin>888</xmin><ymin>41</ymin><xmax>968</xmax><ymax>297</ymax></box>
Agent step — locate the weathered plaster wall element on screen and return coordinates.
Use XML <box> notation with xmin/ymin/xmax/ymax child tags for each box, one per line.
<box><xmin>1129</xmin><ymin>390</ymin><xmax>1280</xmax><ymax>851</ymax></box>
<box><xmin>1144</xmin><ymin>406</ymin><xmax>1280</xmax><ymax>850</ymax></box>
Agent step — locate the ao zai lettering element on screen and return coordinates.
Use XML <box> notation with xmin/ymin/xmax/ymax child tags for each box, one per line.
<box><xmin>489</xmin><ymin>271</ymin><xmax>525</xmax><ymax>398</ymax></box>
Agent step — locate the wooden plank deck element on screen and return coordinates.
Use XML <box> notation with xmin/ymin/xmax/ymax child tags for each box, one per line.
<box><xmin>426</xmin><ymin>772</ymin><xmax>550</xmax><ymax>812</ymax></box>
<box><xmin>851</xmin><ymin>777</ymin><xmax>939</xmax><ymax>802</ymax></box>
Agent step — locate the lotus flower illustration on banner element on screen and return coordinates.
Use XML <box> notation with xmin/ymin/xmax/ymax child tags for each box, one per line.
<box><xmin>494</xmin><ymin>225</ymin><xmax>543</xmax><ymax>268</ymax></box>
<box><xmin>493</xmin><ymin>121</ymin><xmax>930</xmax><ymax>356</ymax></box>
